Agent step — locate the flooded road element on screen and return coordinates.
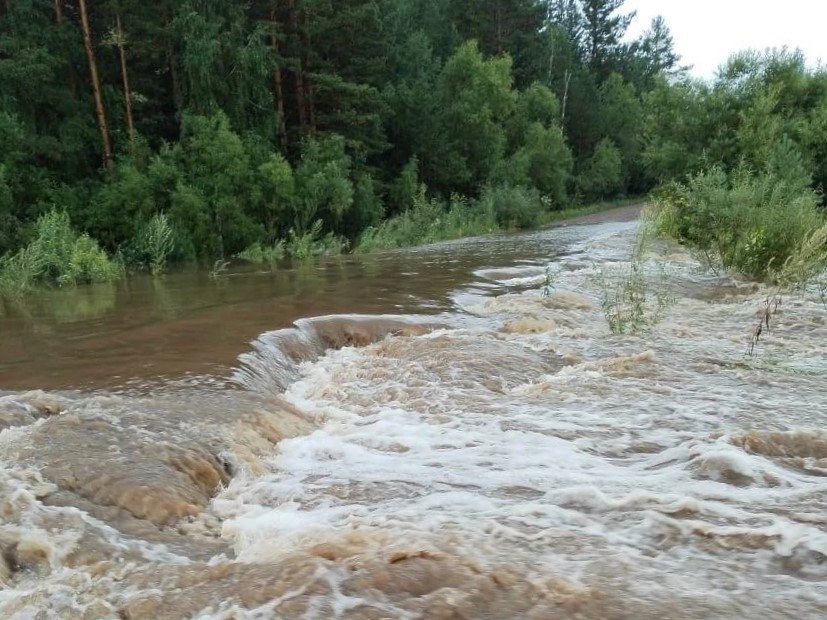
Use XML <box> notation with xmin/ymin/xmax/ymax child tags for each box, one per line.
<box><xmin>1</xmin><ymin>206</ymin><xmax>826</xmax><ymax>618</ymax></box>
<box><xmin>0</xmin><ymin>206</ymin><xmax>639</xmax><ymax>392</ymax></box>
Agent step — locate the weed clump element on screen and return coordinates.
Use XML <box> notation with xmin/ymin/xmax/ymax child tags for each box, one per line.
<box><xmin>236</xmin><ymin>241</ymin><xmax>285</xmax><ymax>267</ymax></box>
<box><xmin>234</xmin><ymin>221</ymin><xmax>343</xmax><ymax>271</ymax></box>
<box><xmin>593</xmin><ymin>227</ymin><xmax>675</xmax><ymax>335</ymax></box>
<box><xmin>131</xmin><ymin>213</ymin><xmax>175</xmax><ymax>276</ymax></box>
<box><xmin>285</xmin><ymin>220</ymin><xmax>345</xmax><ymax>261</ymax></box>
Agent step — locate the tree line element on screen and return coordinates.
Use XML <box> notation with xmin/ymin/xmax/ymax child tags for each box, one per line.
<box><xmin>1</xmin><ymin>0</ymin><xmax>825</xmax><ymax>274</ymax></box>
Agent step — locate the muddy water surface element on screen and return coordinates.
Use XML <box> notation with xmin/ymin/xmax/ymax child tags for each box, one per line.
<box><xmin>1</xmin><ymin>206</ymin><xmax>826</xmax><ymax>619</ymax></box>
<box><xmin>0</xmin><ymin>208</ymin><xmax>637</xmax><ymax>391</ymax></box>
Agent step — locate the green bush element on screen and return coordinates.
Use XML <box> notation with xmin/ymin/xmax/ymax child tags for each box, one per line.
<box><xmin>480</xmin><ymin>184</ymin><xmax>543</xmax><ymax>230</ymax></box>
<box><xmin>66</xmin><ymin>234</ymin><xmax>123</xmax><ymax>285</ymax></box>
<box><xmin>653</xmin><ymin>166</ymin><xmax>826</xmax><ymax>282</ymax></box>
<box><xmin>0</xmin><ymin>210</ymin><xmax>121</xmax><ymax>294</ymax></box>
<box><xmin>578</xmin><ymin>138</ymin><xmax>624</xmax><ymax>201</ymax></box>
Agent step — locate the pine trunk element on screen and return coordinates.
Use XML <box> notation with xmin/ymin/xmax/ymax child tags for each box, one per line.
<box><xmin>116</xmin><ymin>15</ymin><xmax>136</xmax><ymax>140</ymax></box>
<box><xmin>78</xmin><ymin>0</ymin><xmax>113</xmax><ymax>166</ymax></box>
<box><xmin>163</xmin><ymin>8</ymin><xmax>181</xmax><ymax>115</ymax></box>
<box><xmin>494</xmin><ymin>1</ymin><xmax>504</xmax><ymax>54</ymax></box>
<box><xmin>299</xmin><ymin>4</ymin><xmax>315</xmax><ymax>132</ymax></box>
<box><xmin>53</xmin><ymin>0</ymin><xmax>78</xmax><ymax>97</ymax></box>
<box><xmin>287</xmin><ymin>0</ymin><xmax>307</xmax><ymax>129</ymax></box>
<box><xmin>270</xmin><ymin>2</ymin><xmax>289</xmax><ymax>151</ymax></box>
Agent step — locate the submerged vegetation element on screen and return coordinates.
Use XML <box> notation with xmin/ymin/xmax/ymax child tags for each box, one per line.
<box><xmin>355</xmin><ymin>186</ymin><xmax>500</xmax><ymax>253</ymax></box>
<box><xmin>593</xmin><ymin>225</ymin><xmax>674</xmax><ymax>335</ymax></box>
<box><xmin>132</xmin><ymin>213</ymin><xmax>175</xmax><ymax>276</ymax></box>
<box><xmin>0</xmin><ymin>211</ymin><xmax>121</xmax><ymax>295</ymax></box>
<box><xmin>1</xmin><ymin>1</ymin><xmax>826</xmax><ymax>298</ymax></box>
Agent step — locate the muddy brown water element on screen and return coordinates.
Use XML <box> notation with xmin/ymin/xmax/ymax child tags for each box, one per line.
<box><xmin>2</xmin><ymin>204</ymin><xmax>827</xmax><ymax>619</ymax></box>
<box><xmin>0</xmin><ymin>206</ymin><xmax>639</xmax><ymax>392</ymax></box>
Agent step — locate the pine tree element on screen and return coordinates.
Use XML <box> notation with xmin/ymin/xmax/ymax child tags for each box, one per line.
<box><xmin>581</xmin><ymin>0</ymin><xmax>635</xmax><ymax>80</ymax></box>
<box><xmin>639</xmin><ymin>15</ymin><xmax>685</xmax><ymax>78</ymax></box>
<box><xmin>449</xmin><ymin>0</ymin><xmax>547</xmax><ymax>86</ymax></box>
<box><xmin>113</xmin><ymin>13</ymin><xmax>135</xmax><ymax>140</ymax></box>
<box><xmin>78</xmin><ymin>0</ymin><xmax>113</xmax><ymax>165</ymax></box>
<box><xmin>546</xmin><ymin>0</ymin><xmax>584</xmax><ymax>50</ymax></box>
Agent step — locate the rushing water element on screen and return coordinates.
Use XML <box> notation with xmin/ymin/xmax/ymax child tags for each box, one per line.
<box><xmin>1</xmin><ymin>207</ymin><xmax>826</xmax><ymax>619</ymax></box>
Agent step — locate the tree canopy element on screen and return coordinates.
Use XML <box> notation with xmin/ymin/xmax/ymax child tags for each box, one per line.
<box><xmin>1</xmin><ymin>1</ymin><xmax>824</xmax><ymax>267</ymax></box>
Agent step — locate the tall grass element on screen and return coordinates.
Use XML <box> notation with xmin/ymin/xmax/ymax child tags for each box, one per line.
<box><xmin>140</xmin><ymin>214</ymin><xmax>175</xmax><ymax>276</ymax></box>
<box><xmin>593</xmin><ymin>229</ymin><xmax>675</xmax><ymax>335</ymax></box>
<box><xmin>236</xmin><ymin>241</ymin><xmax>285</xmax><ymax>267</ymax></box>
<box><xmin>236</xmin><ymin>220</ymin><xmax>345</xmax><ymax>269</ymax></box>
<box><xmin>355</xmin><ymin>185</ymin><xmax>499</xmax><ymax>253</ymax></box>
<box><xmin>285</xmin><ymin>220</ymin><xmax>346</xmax><ymax>261</ymax></box>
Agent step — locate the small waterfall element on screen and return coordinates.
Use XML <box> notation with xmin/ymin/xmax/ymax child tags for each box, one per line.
<box><xmin>233</xmin><ymin>314</ymin><xmax>441</xmax><ymax>395</ymax></box>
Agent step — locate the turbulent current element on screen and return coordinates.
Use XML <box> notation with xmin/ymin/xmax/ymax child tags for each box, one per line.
<box><xmin>1</xmin><ymin>214</ymin><xmax>826</xmax><ymax>618</ymax></box>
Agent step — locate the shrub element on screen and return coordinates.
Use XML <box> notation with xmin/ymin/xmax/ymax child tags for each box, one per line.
<box><xmin>481</xmin><ymin>184</ymin><xmax>543</xmax><ymax>230</ymax></box>
<box><xmin>0</xmin><ymin>210</ymin><xmax>121</xmax><ymax>295</ymax></box>
<box><xmin>65</xmin><ymin>234</ymin><xmax>123</xmax><ymax>285</ymax></box>
<box><xmin>653</xmin><ymin>166</ymin><xmax>825</xmax><ymax>282</ymax></box>
<box><xmin>578</xmin><ymin>138</ymin><xmax>623</xmax><ymax>201</ymax></box>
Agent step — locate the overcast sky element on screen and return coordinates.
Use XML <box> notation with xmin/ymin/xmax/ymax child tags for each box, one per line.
<box><xmin>623</xmin><ymin>0</ymin><xmax>827</xmax><ymax>78</ymax></box>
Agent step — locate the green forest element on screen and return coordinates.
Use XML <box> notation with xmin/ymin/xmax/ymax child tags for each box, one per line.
<box><xmin>1</xmin><ymin>0</ymin><xmax>826</xmax><ymax>291</ymax></box>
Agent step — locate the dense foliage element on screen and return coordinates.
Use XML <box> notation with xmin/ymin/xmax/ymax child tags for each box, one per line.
<box><xmin>653</xmin><ymin>167</ymin><xmax>825</xmax><ymax>282</ymax></box>
<box><xmin>1</xmin><ymin>1</ymin><xmax>825</xmax><ymax>287</ymax></box>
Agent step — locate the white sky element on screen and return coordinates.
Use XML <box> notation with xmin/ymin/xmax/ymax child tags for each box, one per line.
<box><xmin>623</xmin><ymin>0</ymin><xmax>827</xmax><ymax>78</ymax></box>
